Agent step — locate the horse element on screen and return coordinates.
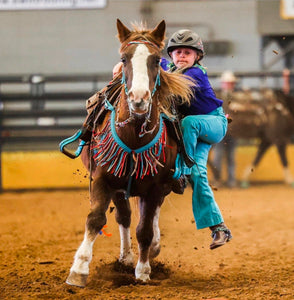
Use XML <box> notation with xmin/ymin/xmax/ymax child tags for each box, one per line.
<box><xmin>224</xmin><ymin>89</ymin><xmax>294</xmax><ymax>187</ymax></box>
<box><xmin>65</xmin><ymin>19</ymin><xmax>193</xmax><ymax>287</ymax></box>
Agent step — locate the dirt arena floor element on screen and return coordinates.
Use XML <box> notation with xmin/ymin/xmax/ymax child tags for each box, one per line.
<box><xmin>1</xmin><ymin>146</ymin><xmax>294</xmax><ymax>299</ymax></box>
<box><xmin>1</xmin><ymin>183</ymin><xmax>294</xmax><ymax>300</ymax></box>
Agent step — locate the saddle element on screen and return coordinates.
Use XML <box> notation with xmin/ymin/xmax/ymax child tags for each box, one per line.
<box><xmin>79</xmin><ymin>76</ymin><xmax>194</xmax><ymax>168</ymax></box>
<box><xmin>78</xmin><ymin>76</ymin><xmax>123</xmax><ymax>142</ymax></box>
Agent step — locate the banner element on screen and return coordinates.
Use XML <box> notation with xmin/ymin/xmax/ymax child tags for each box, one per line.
<box><xmin>0</xmin><ymin>0</ymin><xmax>107</xmax><ymax>10</ymax></box>
<box><xmin>280</xmin><ymin>0</ymin><xmax>294</xmax><ymax>19</ymax></box>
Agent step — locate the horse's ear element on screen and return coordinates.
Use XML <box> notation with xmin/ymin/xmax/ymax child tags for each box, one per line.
<box><xmin>117</xmin><ymin>19</ymin><xmax>131</xmax><ymax>43</ymax></box>
<box><xmin>150</xmin><ymin>20</ymin><xmax>166</xmax><ymax>44</ymax></box>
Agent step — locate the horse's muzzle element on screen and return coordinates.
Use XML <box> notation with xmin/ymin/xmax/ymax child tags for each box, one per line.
<box><xmin>128</xmin><ymin>98</ymin><xmax>150</xmax><ymax>115</ymax></box>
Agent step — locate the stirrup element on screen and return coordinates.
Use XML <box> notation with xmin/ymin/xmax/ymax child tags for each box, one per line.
<box><xmin>59</xmin><ymin>128</ymin><xmax>90</xmax><ymax>159</ymax></box>
<box><xmin>211</xmin><ymin>227</ymin><xmax>232</xmax><ymax>239</ymax></box>
<box><xmin>172</xmin><ymin>154</ymin><xmax>182</xmax><ymax>179</ymax></box>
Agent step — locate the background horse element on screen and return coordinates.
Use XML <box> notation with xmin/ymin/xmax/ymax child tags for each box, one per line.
<box><xmin>66</xmin><ymin>19</ymin><xmax>193</xmax><ymax>287</ymax></box>
<box><xmin>225</xmin><ymin>89</ymin><xmax>294</xmax><ymax>187</ymax></box>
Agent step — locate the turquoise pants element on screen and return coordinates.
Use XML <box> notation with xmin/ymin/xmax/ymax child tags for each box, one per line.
<box><xmin>181</xmin><ymin>107</ymin><xmax>228</xmax><ymax>229</ymax></box>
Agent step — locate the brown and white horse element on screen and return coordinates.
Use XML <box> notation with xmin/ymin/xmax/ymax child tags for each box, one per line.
<box><xmin>223</xmin><ymin>89</ymin><xmax>294</xmax><ymax>187</ymax></box>
<box><xmin>66</xmin><ymin>19</ymin><xmax>193</xmax><ymax>287</ymax></box>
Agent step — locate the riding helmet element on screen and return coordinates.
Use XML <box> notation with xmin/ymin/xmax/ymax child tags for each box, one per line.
<box><xmin>167</xmin><ymin>29</ymin><xmax>204</xmax><ymax>61</ymax></box>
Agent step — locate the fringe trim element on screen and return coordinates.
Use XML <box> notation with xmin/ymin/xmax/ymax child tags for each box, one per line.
<box><xmin>91</xmin><ymin>119</ymin><xmax>166</xmax><ymax>179</ymax></box>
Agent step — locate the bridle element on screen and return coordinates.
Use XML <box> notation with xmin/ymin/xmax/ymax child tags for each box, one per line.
<box><xmin>119</xmin><ymin>40</ymin><xmax>161</xmax><ymax>137</ymax></box>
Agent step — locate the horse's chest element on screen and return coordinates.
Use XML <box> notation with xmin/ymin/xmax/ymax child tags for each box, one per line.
<box><xmin>91</xmin><ymin>118</ymin><xmax>168</xmax><ymax>180</ymax></box>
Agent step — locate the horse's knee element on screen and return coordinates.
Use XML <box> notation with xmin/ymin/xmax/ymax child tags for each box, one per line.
<box><xmin>86</xmin><ymin>211</ymin><xmax>106</xmax><ymax>236</ymax></box>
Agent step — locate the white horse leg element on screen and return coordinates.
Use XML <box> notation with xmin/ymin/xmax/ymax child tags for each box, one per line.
<box><xmin>66</xmin><ymin>230</ymin><xmax>96</xmax><ymax>287</ymax></box>
<box><xmin>241</xmin><ymin>164</ymin><xmax>253</xmax><ymax>188</ymax></box>
<box><xmin>135</xmin><ymin>260</ymin><xmax>151</xmax><ymax>282</ymax></box>
<box><xmin>66</xmin><ymin>187</ymin><xmax>110</xmax><ymax>287</ymax></box>
<box><xmin>150</xmin><ymin>207</ymin><xmax>161</xmax><ymax>259</ymax></box>
<box><xmin>283</xmin><ymin>167</ymin><xmax>294</xmax><ymax>186</ymax></box>
<box><xmin>135</xmin><ymin>200</ymin><xmax>161</xmax><ymax>282</ymax></box>
<box><xmin>119</xmin><ymin>225</ymin><xmax>134</xmax><ymax>265</ymax></box>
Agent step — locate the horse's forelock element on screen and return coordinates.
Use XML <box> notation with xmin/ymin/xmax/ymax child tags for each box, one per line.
<box><xmin>119</xmin><ymin>28</ymin><xmax>165</xmax><ymax>52</ymax></box>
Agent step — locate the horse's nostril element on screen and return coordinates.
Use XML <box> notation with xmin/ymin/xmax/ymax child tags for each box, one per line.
<box><xmin>144</xmin><ymin>91</ymin><xmax>150</xmax><ymax>100</ymax></box>
<box><xmin>128</xmin><ymin>91</ymin><xmax>134</xmax><ymax>99</ymax></box>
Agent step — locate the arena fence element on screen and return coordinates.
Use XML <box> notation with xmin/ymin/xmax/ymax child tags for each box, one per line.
<box><xmin>0</xmin><ymin>70</ymin><xmax>293</xmax><ymax>192</ymax></box>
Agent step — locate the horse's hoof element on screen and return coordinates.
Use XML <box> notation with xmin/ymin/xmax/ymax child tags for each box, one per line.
<box><xmin>135</xmin><ymin>262</ymin><xmax>151</xmax><ymax>282</ymax></box>
<box><xmin>136</xmin><ymin>273</ymin><xmax>150</xmax><ymax>282</ymax></box>
<box><xmin>240</xmin><ymin>181</ymin><xmax>250</xmax><ymax>189</ymax></box>
<box><xmin>119</xmin><ymin>257</ymin><xmax>134</xmax><ymax>266</ymax></box>
<box><xmin>66</xmin><ymin>271</ymin><xmax>88</xmax><ymax>288</ymax></box>
<box><xmin>119</xmin><ymin>251</ymin><xmax>134</xmax><ymax>266</ymax></box>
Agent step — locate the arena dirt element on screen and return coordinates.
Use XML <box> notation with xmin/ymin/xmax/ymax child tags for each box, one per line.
<box><xmin>1</xmin><ymin>184</ymin><xmax>294</xmax><ymax>299</ymax></box>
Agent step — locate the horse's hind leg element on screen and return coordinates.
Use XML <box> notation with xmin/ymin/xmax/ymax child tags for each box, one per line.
<box><xmin>66</xmin><ymin>179</ymin><xmax>111</xmax><ymax>287</ymax></box>
<box><xmin>112</xmin><ymin>192</ymin><xmax>134</xmax><ymax>266</ymax></box>
<box><xmin>276</xmin><ymin>143</ymin><xmax>294</xmax><ymax>186</ymax></box>
<box><xmin>135</xmin><ymin>194</ymin><xmax>163</xmax><ymax>282</ymax></box>
<box><xmin>241</xmin><ymin>139</ymin><xmax>271</xmax><ymax>188</ymax></box>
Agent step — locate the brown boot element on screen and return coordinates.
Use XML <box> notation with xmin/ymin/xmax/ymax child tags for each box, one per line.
<box><xmin>209</xmin><ymin>223</ymin><xmax>232</xmax><ymax>250</ymax></box>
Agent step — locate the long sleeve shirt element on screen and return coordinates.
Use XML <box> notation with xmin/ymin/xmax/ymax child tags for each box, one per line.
<box><xmin>161</xmin><ymin>57</ymin><xmax>223</xmax><ymax>116</ymax></box>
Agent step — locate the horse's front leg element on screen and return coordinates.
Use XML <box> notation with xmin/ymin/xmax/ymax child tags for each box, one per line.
<box><xmin>66</xmin><ymin>177</ymin><xmax>111</xmax><ymax>287</ymax></box>
<box><xmin>150</xmin><ymin>206</ymin><xmax>161</xmax><ymax>259</ymax></box>
<box><xmin>112</xmin><ymin>192</ymin><xmax>134</xmax><ymax>266</ymax></box>
<box><xmin>135</xmin><ymin>194</ymin><xmax>163</xmax><ymax>282</ymax></box>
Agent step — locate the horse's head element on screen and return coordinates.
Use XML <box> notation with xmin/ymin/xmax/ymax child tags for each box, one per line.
<box><xmin>117</xmin><ymin>19</ymin><xmax>166</xmax><ymax>115</ymax></box>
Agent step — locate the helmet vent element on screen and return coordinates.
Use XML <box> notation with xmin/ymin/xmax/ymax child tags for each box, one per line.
<box><xmin>184</xmin><ymin>37</ymin><xmax>193</xmax><ymax>42</ymax></box>
<box><xmin>177</xmin><ymin>33</ymin><xmax>184</xmax><ymax>40</ymax></box>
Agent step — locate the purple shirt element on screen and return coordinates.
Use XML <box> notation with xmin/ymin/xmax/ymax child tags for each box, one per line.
<box><xmin>161</xmin><ymin>57</ymin><xmax>223</xmax><ymax>115</ymax></box>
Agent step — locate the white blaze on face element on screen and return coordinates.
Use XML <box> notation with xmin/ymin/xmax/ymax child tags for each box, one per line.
<box><xmin>129</xmin><ymin>44</ymin><xmax>151</xmax><ymax>102</ymax></box>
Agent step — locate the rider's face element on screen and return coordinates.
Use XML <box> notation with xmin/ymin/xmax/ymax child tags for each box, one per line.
<box><xmin>170</xmin><ymin>47</ymin><xmax>198</xmax><ymax>69</ymax></box>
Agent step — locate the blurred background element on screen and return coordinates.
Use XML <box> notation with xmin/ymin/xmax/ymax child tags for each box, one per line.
<box><xmin>1</xmin><ymin>0</ymin><xmax>294</xmax><ymax>190</ymax></box>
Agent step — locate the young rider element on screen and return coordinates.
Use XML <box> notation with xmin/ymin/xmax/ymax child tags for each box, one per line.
<box><xmin>70</xmin><ymin>29</ymin><xmax>232</xmax><ymax>250</ymax></box>
<box><xmin>162</xmin><ymin>29</ymin><xmax>232</xmax><ymax>250</ymax></box>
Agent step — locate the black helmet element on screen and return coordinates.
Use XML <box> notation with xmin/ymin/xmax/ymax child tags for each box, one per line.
<box><xmin>167</xmin><ymin>29</ymin><xmax>204</xmax><ymax>61</ymax></box>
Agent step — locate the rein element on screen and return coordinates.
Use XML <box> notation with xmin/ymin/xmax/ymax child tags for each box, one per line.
<box><xmin>120</xmin><ymin>40</ymin><xmax>161</xmax><ymax>97</ymax></box>
<box><xmin>120</xmin><ymin>40</ymin><xmax>161</xmax><ymax>137</ymax></box>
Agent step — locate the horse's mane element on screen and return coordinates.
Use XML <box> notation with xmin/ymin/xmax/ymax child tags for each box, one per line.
<box><xmin>158</xmin><ymin>70</ymin><xmax>194</xmax><ymax>117</ymax></box>
<box><xmin>118</xmin><ymin>22</ymin><xmax>166</xmax><ymax>51</ymax></box>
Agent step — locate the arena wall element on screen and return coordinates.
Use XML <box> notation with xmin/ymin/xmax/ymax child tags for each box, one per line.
<box><xmin>2</xmin><ymin>145</ymin><xmax>294</xmax><ymax>190</ymax></box>
<box><xmin>0</xmin><ymin>0</ymin><xmax>262</xmax><ymax>75</ymax></box>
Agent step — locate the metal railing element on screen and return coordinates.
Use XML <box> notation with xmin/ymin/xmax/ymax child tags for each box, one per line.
<box><xmin>0</xmin><ymin>70</ymin><xmax>292</xmax><ymax>191</ymax></box>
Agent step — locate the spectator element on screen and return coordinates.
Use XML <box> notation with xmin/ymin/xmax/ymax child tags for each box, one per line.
<box><xmin>212</xmin><ymin>70</ymin><xmax>238</xmax><ymax>188</ymax></box>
